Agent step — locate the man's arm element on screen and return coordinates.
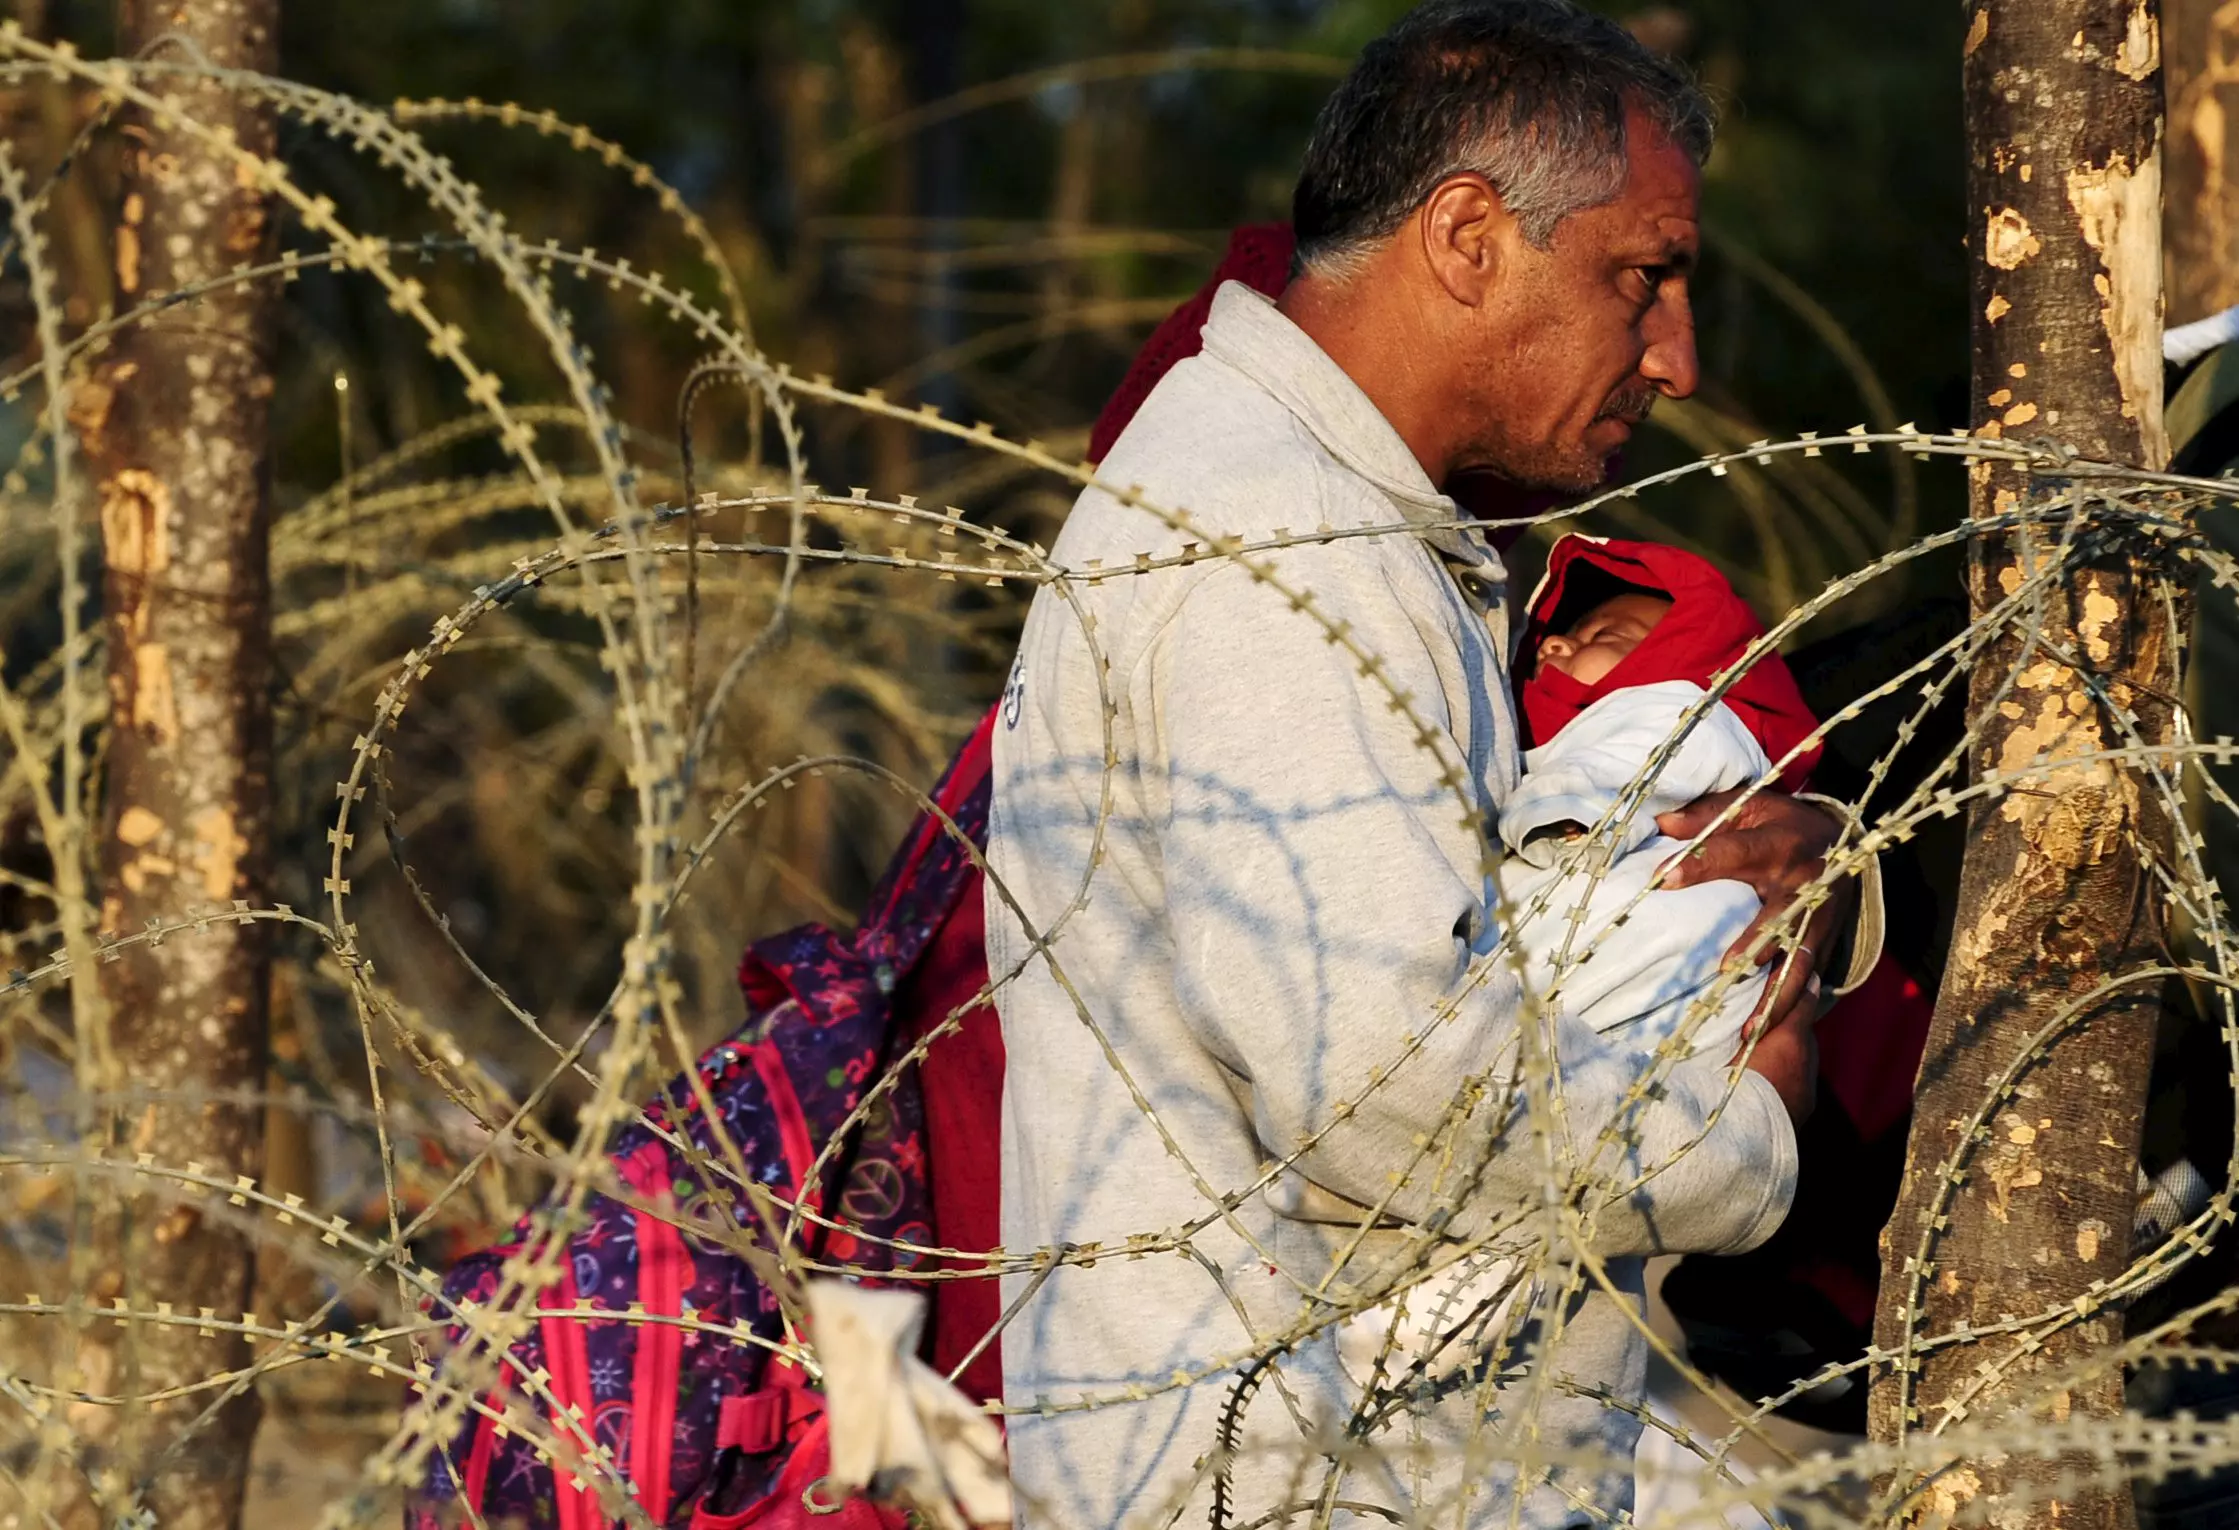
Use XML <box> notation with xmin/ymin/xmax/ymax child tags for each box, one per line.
<box><xmin>1147</xmin><ymin>560</ymin><xmax>1795</xmax><ymax>1261</ymax></box>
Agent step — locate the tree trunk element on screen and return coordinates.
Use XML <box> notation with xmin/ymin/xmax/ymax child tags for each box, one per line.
<box><xmin>901</xmin><ymin>0</ymin><xmax>965</xmax><ymax>431</ymax></box>
<box><xmin>2162</xmin><ymin>0</ymin><xmax>2239</xmax><ymax>325</ymax></box>
<box><xmin>1866</xmin><ymin>5</ymin><xmax>2170</xmax><ymax>1530</ymax></box>
<box><xmin>66</xmin><ymin>2</ymin><xmax>281</xmax><ymax>1526</ymax></box>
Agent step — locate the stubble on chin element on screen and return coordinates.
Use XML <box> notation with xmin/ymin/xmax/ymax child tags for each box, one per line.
<box><xmin>1544</xmin><ymin>451</ymin><xmax>1615</xmax><ymax>495</ymax></box>
<box><xmin>1453</xmin><ymin>419</ymin><xmax>1606</xmax><ymax>497</ymax></box>
<box><xmin>1492</xmin><ymin>443</ymin><xmax>1611</xmax><ymax>497</ymax></box>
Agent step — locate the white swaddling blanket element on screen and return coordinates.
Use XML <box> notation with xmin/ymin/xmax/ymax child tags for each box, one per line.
<box><xmin>1496</xmin><ymin>679</ymin><xmax>1775</xmax><ymax>1058</ymax></box>
<box><xmin>1336</xmin><ymin>681</ymin><xmax>1777</xmax><ymax>1391</ymax></box>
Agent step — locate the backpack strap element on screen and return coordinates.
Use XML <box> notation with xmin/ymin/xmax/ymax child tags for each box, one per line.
<box><xmin>709</xmin><ymin>1048</ymin><xmax>833</xmax><ymax>1460</ymax></box>
<box><xmin>717</xmin><ymin>1362</ymin><xmax>826</xmax><ymax>1454</ymax></box>
<box><xmin>537</xmin><ymin>1258</ymin><xmax>600</xmax><ymax>1530</ymax></box>
<box><xmin>748</xmin><ymin>1039</ymin><xmax>818</xmax><ymax>1200</ymax></box>
<box><xmin>621</xmin><ymin>1142</ymin><xmax>693</xmax><ymax>1523</ymax></box>
<box><xmin>462</xmin><ymin>1384</ymin><xmax>504</xmax><ymax>1509</ymax></box>
<box><xmin>857</xmin><ymin>706</ymin><xmax>996</xmax><ymax>952</ymax></box>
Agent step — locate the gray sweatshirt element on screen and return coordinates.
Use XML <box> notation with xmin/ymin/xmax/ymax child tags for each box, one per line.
<box><xmin>985</xmin><ymin>283</ymin><xmax>1798</xmax><ymax>1530</ymax></box>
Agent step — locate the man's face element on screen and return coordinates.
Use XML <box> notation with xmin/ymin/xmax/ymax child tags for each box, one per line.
<box><xmin>1456</xmin><ymin>106</ymin><xmax>1702</xmax><ymax>492</ymax></box>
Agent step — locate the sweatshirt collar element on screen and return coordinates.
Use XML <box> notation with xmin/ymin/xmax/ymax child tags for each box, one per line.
<box><xmin>1199</xmin><ymin>282</ymin><xmax>1500</xmax><ymax>575</ymax></box>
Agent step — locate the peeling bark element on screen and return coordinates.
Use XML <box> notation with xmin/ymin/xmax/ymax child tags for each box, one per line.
<box><xmin>1866</xmin><ymin>4</ymin><xmax>2171</xmax><ymax>1529</ymax></box>
<box><xmin>67</xmin><ymin>3</ymin><xmax>280</xmax><ymax>1527</ymax></box>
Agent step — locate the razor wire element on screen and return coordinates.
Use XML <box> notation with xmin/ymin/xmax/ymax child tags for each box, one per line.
<box><xmin>0</xmin><ymin>38</ymin><xmax>2233</xmax><ymax>1530</ymax></box>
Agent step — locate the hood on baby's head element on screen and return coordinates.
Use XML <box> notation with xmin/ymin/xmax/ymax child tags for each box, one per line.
<box><xmin>1515</xmin><ymin>534</ymin><xmax>1823</xmax><ymax>792</ymax></box>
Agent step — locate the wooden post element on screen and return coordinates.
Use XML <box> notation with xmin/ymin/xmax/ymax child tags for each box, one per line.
<box><xmin>66</xmin><ymin>2</ymin><xmax>281</xmax><ymax>1525</ymax></box>
<box><xmin>1866</xmin><ymin>3</ymin><xmax>2171</xmax><ymax>1528</ymax></box>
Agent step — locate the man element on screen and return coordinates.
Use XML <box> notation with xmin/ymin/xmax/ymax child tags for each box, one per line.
<box><xmin>985</xmin><ymin>4</ymin><xmax>1871</xmax><ymax>1525</ymax></box>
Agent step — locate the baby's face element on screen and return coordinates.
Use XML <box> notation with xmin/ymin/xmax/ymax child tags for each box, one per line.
<box><xmin>1534</xmin><ymin>592</ymin><xmax>1672</xmax><ymax>686</ymax></box>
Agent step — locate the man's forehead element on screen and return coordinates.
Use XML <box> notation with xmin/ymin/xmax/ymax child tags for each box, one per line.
<box><xmin>1622</xmin><ymin>212</ymin><xmax>1699</xmax><ymax>256</ymax></box>
<box><xmin>1571</xmin><ymin>169</ymin><xmax>1700</xmax><ymax>259</ymax></box>
<box><xmin>1621</xmin><ymin>159</ymin><xmax>1702</xmax><ymax>235</ymax></box>
<box><xmin>1566</xmin><ymin>197</ymin><xmax>1699</xmax><ymax>262</ymax></box>
<box><xmin>1609</xmin><ymin>117</ymin><xmax>1703</xmax><ymax>244</ymax></box>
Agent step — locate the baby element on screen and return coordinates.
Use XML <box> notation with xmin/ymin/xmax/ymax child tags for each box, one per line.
<box><xmin>1335</xmin><ymin>534</ymin><xmax>1834</xmax><ymax>1393</ymax></box>
<box><xmin>1494</xmin><ymin>535</ymin><xmax>1836</xmax><ymax>1056</ymax></box>
<box><xmin>1534</xmin><ymin>589</ymin><xmax>1672</xmax><ymax>685</ymax></box>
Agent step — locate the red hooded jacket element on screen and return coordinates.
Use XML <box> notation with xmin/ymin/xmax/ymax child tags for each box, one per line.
<box><xmin>1517</xmin><ymin>533</ymin><xmax>1823</xmax><ymax>792</ymax></box>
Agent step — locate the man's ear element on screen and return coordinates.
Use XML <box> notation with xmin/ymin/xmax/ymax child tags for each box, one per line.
<box><xmin>1418</xmin><ymin>174</ymin><xmax>1508</xmax><ymax>307</ymax></box>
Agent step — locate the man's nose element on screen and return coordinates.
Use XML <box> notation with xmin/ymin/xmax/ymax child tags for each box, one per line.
<box><xmin>1640</xmin><ymin>295</ymin><xmax>1699</xmax><ymax>401</ymax></box>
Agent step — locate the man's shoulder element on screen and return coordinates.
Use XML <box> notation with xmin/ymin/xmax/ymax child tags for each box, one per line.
<box><xmin>1060</xmin><ymin>354</ymin><xmax>1358</xmax><ymax>562</ymax></box>
<box><xmin>1108</xmin><ymin>356</ymin><xmax>1343</xmax><ymax>501</ymax></box>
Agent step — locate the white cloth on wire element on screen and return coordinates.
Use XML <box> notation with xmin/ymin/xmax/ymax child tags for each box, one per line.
<box><xmin>809</xmin><ymin>1280</ymin><xmax>1011</xmax><ymax>1530</ymax></box>
<box><xmin>1631</xmin><ymin>1375</ymin><xmax>1788</xmax><ymax>1529</ymax></box>
<box><xmin>2166</xmin><ymin>302</ymin><xmax>2239</xmax><ymax>368</ymax></box>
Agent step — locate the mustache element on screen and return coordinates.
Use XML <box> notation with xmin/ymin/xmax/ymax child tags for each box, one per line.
<box><xmin>1594</xmin><ymin>388</ymin><xmax>1659</xmax><ymax>425</ymax></box>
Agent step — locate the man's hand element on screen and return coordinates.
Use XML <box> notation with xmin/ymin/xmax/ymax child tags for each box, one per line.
<box><xmin>1734</xmin><ymin>994</ymin><xmax>1818</xmax><ymax>1121</ymax></box>
<box><xmin>1653</xmin><ymin>787</ymin><xmax>1853</xmax><ymax>1121</ymax></box>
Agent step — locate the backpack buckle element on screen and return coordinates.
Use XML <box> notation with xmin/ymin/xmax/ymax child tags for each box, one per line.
<box><xmin>718</xmin><ymin>1385</ymin><xmax>825</xmax><ymax>1455</ymax></box>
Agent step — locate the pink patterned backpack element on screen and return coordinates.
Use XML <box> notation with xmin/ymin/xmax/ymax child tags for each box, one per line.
<box><xmin>407</xmin><ymin>716</ymin><xmax>996</xmax><ymax>1528</ymax></box>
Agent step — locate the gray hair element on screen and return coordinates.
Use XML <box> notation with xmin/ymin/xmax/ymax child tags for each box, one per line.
<box><xmin>1291</xmin><ymin>0</ymin><xmax>1715</xmax><ymax>279</ymax></box>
